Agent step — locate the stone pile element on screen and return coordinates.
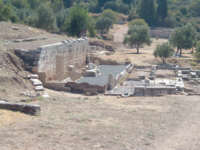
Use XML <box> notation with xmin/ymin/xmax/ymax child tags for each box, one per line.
<box><xmin>28</xmin><ymin>74</ymin><xmax>44</xmax><ymax>91</ymax></box>
<box><xmin>177</xmin><ymin>70</ymin><xmax>200</xmax><ymax>81</ymax></box>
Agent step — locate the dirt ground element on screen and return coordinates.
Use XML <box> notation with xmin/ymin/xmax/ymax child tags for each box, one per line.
<box><xmin>0</xmin><ymin>21</ymin><xmax>70</xmax><ymax>101</ymax></box>
<box><xmin>0</xmin><ymin>22</ymin><xmax>200</xmax><ymax>150</ymax></box>
<box><xmin>105</xmin><ymin>24</ymin><xmax>194</xmax><ymax>67</ymax></box>
<box><xmin>0</xmin><ymin>90</ymin><xmax>200</xmax><ymax>150</ymax></box>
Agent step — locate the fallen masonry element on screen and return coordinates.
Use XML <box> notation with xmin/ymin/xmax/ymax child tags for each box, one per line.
<box><xmin>0</xmin><ymin>101</ymin><xmax>40</xmax><ymax>115</ymax></box>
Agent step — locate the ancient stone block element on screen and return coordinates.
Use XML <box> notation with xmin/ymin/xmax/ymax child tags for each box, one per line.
<box><xmin>0</xmin><ymin>101</ymin><xmax>41</xmax><ymax>115</ymax></box>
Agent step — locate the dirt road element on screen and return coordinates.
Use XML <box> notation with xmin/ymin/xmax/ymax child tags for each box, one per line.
<box><xmin>110</xmin><ymin>24</ymin><xmax>128</xmax><ymax>43</ymax></box>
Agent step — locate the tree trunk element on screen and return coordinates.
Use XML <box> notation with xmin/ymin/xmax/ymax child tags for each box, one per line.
<box><xmin>162</xmin><ymin>58</ymin><xmax>165</xmax><ymax>64</ymax></box>
<box><xmin>136</xmin><ymin>46</ymin><xmax>139</xmax><ymax>54</ymax></box>
<box><xmin>176</xmin><ymin>48</ymin><xmax>179</xmax><ymax>56</ymax></box>
<box><xmin>191</xmin><ymin>47</ymin><xmax>194</xmax><ymax>54</ymax></box>
<box><xmin>180</xmin><ymin>48</ymin><xmax>182</xmax><ymax>57</ymax></box>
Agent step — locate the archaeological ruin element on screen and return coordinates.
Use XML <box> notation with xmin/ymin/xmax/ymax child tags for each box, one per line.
<box><xmin>14</xmin><ymin>36</ymin><xmax>200</xmax><ymax>97</ymax></box>
<box><xmin>15</xmin><ymin>38</ymin><xmax>89</xmax><ymax>81</ymax></box>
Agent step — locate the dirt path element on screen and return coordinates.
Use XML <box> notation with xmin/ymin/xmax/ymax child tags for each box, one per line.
<box><xmin>110</xmin><ymin>24</ymin><xmax>128</xmax><ymax>49</ymax></box>
<box><xmin>111</xmin><ymin>24</ymin><xmax>128</xmax><ymax>43</ymax></box>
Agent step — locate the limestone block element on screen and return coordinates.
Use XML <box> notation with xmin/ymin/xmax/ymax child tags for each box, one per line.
<box><xmin>28</xmin><ymin>74</ymin><xmax>39</xmax><ymax>79</ymax></box>
<box><xmin>35</xmin><ymin>85</ymin><xmax>44</xmax><ymax>91</ymax></box>
<box><xmin>0</xmin><ymin>101</ymin><xmax>41</xmax><ymax>115</ymax></box>
<box><xmin>30</xmin><ymin>79</ymin><xmax>42</xmax><ymax>86</ymax></box>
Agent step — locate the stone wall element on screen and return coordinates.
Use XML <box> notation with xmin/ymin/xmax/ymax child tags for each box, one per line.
<box><xmin>15</xmin><ymin>38</ymin><xmax>89</xmax><ymax>81</ymax></box>
<box><xmin>150</xmin><ymin>27</ymin><xmax>174</xmax><ymax>39</ymax></box>
<box><xmin>134</xmin><ymin>86</ymin><xmax>176</xmax><ymax>96</ymax></box>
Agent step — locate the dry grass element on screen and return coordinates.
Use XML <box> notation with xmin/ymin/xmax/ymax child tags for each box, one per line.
<box><xmin>0</xmin><ymin>110</ymin><xmax>31</xmax><ymax>127</ymax></box>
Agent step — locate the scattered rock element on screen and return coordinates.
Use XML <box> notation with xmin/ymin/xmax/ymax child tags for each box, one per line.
<box><xmin>30</xmin><ymin>79</ymin><xmax>42</xmax><ymax>86</ymax></box>
<box><xmin>20</xmin><ymin>90</ymin><xmax>37</xmax><ymax>97</ymax></box>
<box><xmin>27</xmin><ymin>74</ymin><xmax>39</xmax><ymax>79</ymax></box>
<box><xmin>35</xmin><ymin>85</ymin><xmax>44</xmax><ymax>91</ymax></box>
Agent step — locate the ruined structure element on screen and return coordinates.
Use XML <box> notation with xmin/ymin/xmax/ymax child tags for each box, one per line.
<box><xmin>15</xmin><ymin>38</ymin><xmax>89</xmax><ymax>81</ymax></box>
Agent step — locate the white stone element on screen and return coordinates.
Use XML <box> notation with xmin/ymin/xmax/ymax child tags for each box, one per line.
<box><xmin>35</xmin><ymin>86</ymin><xmax>44</xmax><ymax>91</ymax></box>
<box><xmin>30</xmin><ymin>79</ymin><xmax>42</xmax><ymax>86</ymax></box>
<box><xmin>28</xmin><ymin>74</ymin><xmax>39</xmax><ymax>79</ymax></box>
<box><xmin>42</xmin><ymin>93</ymin><xmax>50</xmax><ymax>98</ymax></box>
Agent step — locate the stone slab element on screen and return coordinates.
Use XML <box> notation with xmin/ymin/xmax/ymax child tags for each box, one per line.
<box><xmin>0</xmin><ymin>101</ymin><xmax>40</xmax><ymax>115</ymax></box>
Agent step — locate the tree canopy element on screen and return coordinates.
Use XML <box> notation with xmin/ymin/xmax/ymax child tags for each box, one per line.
<box><xmin>138</xmin><ymin>0</ymin><xmax>156</xmax><ymax>26</ymax></box>
<box><xmin>62</xmin><ymin>5</ymin><xmax>90</xmax><ymax>37</ymax></box>
<box><xmin>95</xmin><ymin>9</ymin><xmax>116</xmax><ymax>33</ymax></box>
<box><xmin>170</xmin><ymin>23</ymin><xmax>197</xmax><ymax>56</ymax></box>
<box><xmin>157</xmin><ymin>0</ymin><xmax>168</xmax><ymax>24</ymax></box>
<box><xmin>154</xmin><ymin>43</ymin><xmax>174</xmax><ymax>64</ymax></box>
<box><xmin>194</xmin><ymin>41</ymin><xmax>200</xmax><ymax>61</ymax></box>
<box><xmin>124</xmin><ymin>20</ymin><xmax>151</xmax><ymax>54</ymax></box>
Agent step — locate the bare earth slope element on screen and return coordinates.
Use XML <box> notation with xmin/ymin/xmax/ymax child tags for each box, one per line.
<box><xmin>0</xmin><ymin>22</ymin><xmax>70</xmax><ymax>101</ymax></box>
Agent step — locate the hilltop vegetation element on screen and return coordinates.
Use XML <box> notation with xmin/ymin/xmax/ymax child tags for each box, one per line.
<box><xmin>1</xmin><ymin>0</ymin><xmax>200</xmax><ymax>34</ymax></box>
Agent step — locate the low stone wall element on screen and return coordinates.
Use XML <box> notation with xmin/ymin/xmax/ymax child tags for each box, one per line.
<box><xmin>89</xmin><ymin>39</ymin><xmax>115</xmax><ymax>52</ymax></box>
<box><xmin>134</xmin><ymin>87</ymin><xmax>176</xmax><ymax>96</ymax></box>
<box><xmin>0</xmin><ymin>101</ymin><xmax>40</xmax><ymax>115</ymax></box>
<box><xmin>44</xmin><ymin>82</ymin><xmax>71</xmax><ymax>92</ymax></box>
<box><xmin>150</xmin><ymin>27</ymin><xmax>173</xmax><ymax>39</ymax></box>
<box><xmin>115</xmin><ymin>64</ymin><xmax>134</xmax><ymax>84</ymax></box>
<box><xmin>157</xmin><ymin>65</ymin><xmax>191</xmax><ymax>71</ymax></box>
<box><xmin>44</xmin><ymin>82</ymin><xmax>105</xmax><ymax>96</ymax></box>
<box><xmin>65</xmin><ymin>82</ymin><xmax>105</xmax><ymax>95</ymax></box>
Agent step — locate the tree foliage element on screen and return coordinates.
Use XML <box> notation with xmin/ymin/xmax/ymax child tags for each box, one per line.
<box><xmin>170</xmin><ymin>23</ymin><xmax>197</xmax><ymax>56</ymax></box>
<box><xmin>0</xmin><ymin>0</ymin><xmax>13</xmax><ymax>21</ymax></box>
<box><xmin>36</xmin><ymin>4</ymin><xmax>57</xmax><ymax>31</ymax></box>
<box><xmin>154</xmin><ymin>43</ymin><xmax>174</xmax><ymax>64</ymax></box>
<box><xmin>62</xmin><ymin>5</ymin><xmax>91</xmax><ymax>37</ymax></box>
<box><xmin>129</xmin><ymin>19</ymin><xmax>148</xmax><ymax>28</ymax></box>
<box><xmin>124</xmin><ymin>21</ymin><xmax>151</xmax><ymax>54</ymax></box>
<box><xmin>96</xmin><ymin>9</ymin><xmax>116</xmax><ymax>33</ymax></box>
<box><xmin>138</xmin><ymin>0</ymin><xmax>156</xmax><ymax>26</ymax></box>
<box><xmin>157</xmin><ymin>0</ymin><xmax>168</xmax><ymax>24</ymax></box>
<box><xmin>194</xmin><ymin>41</ymin><xmax>200</xmax><ymax>61</ymax></box>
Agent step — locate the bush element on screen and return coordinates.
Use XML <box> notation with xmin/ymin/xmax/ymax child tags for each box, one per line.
<box><xmin>104</xmin><ymin>1</ymin><xmax>129</xmax><ymax>14</ymax></box>
<box><xmin>129</xmin><ymin>18</ymin><xmax>148</xmax><ymax>27</ymax></box>
<box><xmin>0</xmin><ymin>1</ymin><xmax>14</xmax><ymax>21</ymax></box>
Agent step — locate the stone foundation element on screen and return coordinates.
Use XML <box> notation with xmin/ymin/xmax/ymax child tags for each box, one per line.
<box><xmin>134</xmin><ymin>86</ymin><xmax>176</xmax><ymax>96</ymax></box>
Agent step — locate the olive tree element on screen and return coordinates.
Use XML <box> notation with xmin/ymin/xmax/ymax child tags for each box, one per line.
<box><xmin>124</xmin><ymin>20</ymin><xmax>151</xmax><ymax>54</ymax></box>
<box><xmin>154</xmin><ymin>42</ymin><xmax>174</xmax><ymax>64</ymax></box>
<box><xmin>195</xmin><ymin>41</ymin><xmax>200</xmax><ymax>62</ymax></box>
<box><xmin>170</xmin><ymin>23</ymin><xmax>197</xmax><ymax>57</ymax></box>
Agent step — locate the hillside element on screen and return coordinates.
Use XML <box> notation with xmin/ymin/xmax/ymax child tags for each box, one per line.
<box><xmin>0</xmin><ymin>22</ymin><xmax>70</xmax><ymax>101</ymax></box>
